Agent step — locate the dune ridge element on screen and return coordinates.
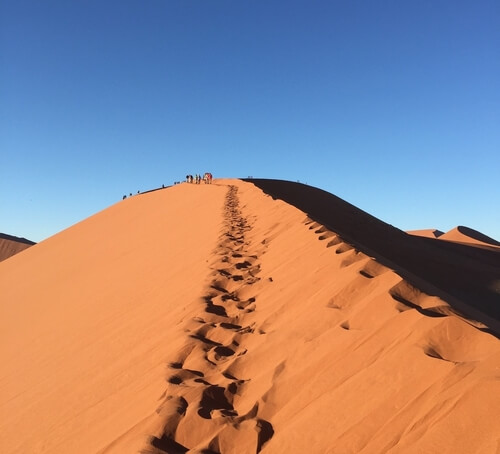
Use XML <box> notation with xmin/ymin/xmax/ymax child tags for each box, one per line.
<box><xmin>439</xmin><ymin>226</ymin><xmax>500</xmax><ymax>248</ymax></box>
<box><xmin>140</xmin><ymin>180</ymin><xmax>500</xmax><ymax>453</ymax></box>
<box><xmin>408</xmin><ymin>226</ymin><xmax>500</xmax><ymax>251</ymax></box>
<box><xmin>1</xmin><ymin>179</ymin><xmax>499</xmax><ymax>453</ymax></box>
<box><xmin>144</xmin><ymin>185</ymin><xmax>273</xmax><ymax>453</ymax></box>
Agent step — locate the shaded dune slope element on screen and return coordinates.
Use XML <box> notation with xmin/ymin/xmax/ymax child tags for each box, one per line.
<box><xmin>244</xmin><ymin>179</ymin><xmax>500</xmax><ymax>329</ymax></box>
<box><xmin>0</xmin><ymin>233</ymin><xmax>35</xmax><ymax>262</ymax></box>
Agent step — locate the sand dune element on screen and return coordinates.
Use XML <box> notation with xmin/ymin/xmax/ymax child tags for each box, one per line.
<box><xmin>439</xmin><ymin>226</ymin><xmax>500</xmax><ymax>249</ymax></box>
<box><xmin>409</xmin><ymin>226</ymin><xmax>500</xmax><ymax>250</ymax></box>
<box><xmin>0</xmin><ymin>233</ymin><xmax>35</xmax><ymax>262</ymax></box>
<box><xmin>1</xmin><ymin>179</ymin><xmax>499</xmax><ymax>453</ymax></box>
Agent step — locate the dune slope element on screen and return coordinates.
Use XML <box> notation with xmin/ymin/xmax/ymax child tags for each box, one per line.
<box><xmin>244</xmin><ymin>179</ymin><xmax>500</xmax><ymax>328</ymax></box>
<box><xmin>0</xmin><ymin>183</ymin><xmax>226</xmax><ymax>453</ymax></box>
<box><xmin>0</xmin><ymin>233</ymin><xmax>35</xmax><ymax>262</ymax></box>
<box><xmin>1</xmin><ymin>179</ymin><xmax>499</xmax><ymax>454</ymax></box>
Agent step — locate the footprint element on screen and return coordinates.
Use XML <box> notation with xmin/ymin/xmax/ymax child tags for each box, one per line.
<box><xmin>235</xmin><ymin>261</ymin><xmax>253</xmax><ymax>269</ymax></box>
<box><xmin>189</xmin><ymin>333</ymin><xmax>222</xmax><ymax>347</ymax></box>
<box><xmin>150</xmin><ymin>396</ymin><xmax>189</xmax><ymax>453</ymax></box>
<box><xmin>211</xmin><ymin>282</ymin><xmax>229</xmax><ymax>294</ymax></box>
<box><xmin>359</xmin><ymin>269</ymin><xmax>375</xmax><ymax>279</ymax></box>
<box><xmin>237</xmin><ymin>324</ymin><xmax>255</xmax><ymax>334</ymax></box>
<box><xmin>208</xmin><ymin>345</ymin><xmax>236</xmax><ymax>362</ymax></box>
<box><xmin>327</xmin><ymin>236</ymin><xmax>342</xmax><ymax>248</ymax></box>
<box><xmin>318</xmin><ymin>231</ymin><xmax>336</xmax><ymax>241</ymax></box>
<box><xmin>336</xmin><ymin>243</ymin><xmax>354</xmax><ymax>254</ymax></box>
<box><xmin>220</xmin><ymin>292</ymin><xmax>239</xmax><ymax>302</ymax></box>
<box><xmin>389</xmin><ymin>281</ymin><xmax>448</xmax><ymax>318</ymax></box>
<box><xmin>217</xmin><ymin>269</ymin><xmax>232</xmax><ymax>278</ymax></box>
<box><xmin>219</xmin><ymin>322</ymin><xmax>242</xmax><ymax>330</ymax></box>
<box><xmin>340</xmin><ymin>250</ymin><xmax>364</xmax><ymax>267</ymax></box>
<box><xmin>167</xmin><ymin>375</ymin><xmax>183</xmax><ymax>385</ymax></box>
<box><xmin>150</xmin><ymin>433</ymin><xmax>188</xmax><ymax>454</ymax></box>
<box><xmin>423</xmin><ymin>345</ymin><xmax>450</xmax><ymax>361</ymax></box>
<box><xmin>205</xmin><ymin>301</ymin><xmax>228</xmax><ymax>317</ymax></box>
<box><xmin>256</xmin><ymin>419</ymin><xmax>275</xmax><ymax>453</ymax></box>
<box><xmin>197</xmin><ymin>385</ymin><xmax>236</xmax><ymax>419</ymax></box>
<box><xmin>192</xmin><ymin>323</ymin><xmax>216</xmax><ymax>338</ymax></box>
<box><xmin>359</xmin><ymin>260</ymin><xmax>388</xmax><ymax>279</ymax></box>
<box><xmin>245</xmin><ymin>276</ymin><xmax>261</xmax><ymax>285</ymax></box>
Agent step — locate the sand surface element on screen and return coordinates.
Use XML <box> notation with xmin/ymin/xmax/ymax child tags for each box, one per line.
<box><xmin>1</xmin><ymin>179</ymin><xmax>499</xmax><ymax>453</ymax></box>
<box><xmin>406</xmin><ymin>228</ymin><xmax>444</xmax><ymax>239</ymax></box>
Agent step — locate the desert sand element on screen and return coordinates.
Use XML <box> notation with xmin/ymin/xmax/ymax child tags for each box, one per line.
<box><xmin>1</xmin><ymin>179</ymin><xmax>499</xmax><ymax>453</ymax></box>
<box><xmin>0</xmin><ymin>233</ymin><xmax>35</xmax><ymax>262</ymax></box>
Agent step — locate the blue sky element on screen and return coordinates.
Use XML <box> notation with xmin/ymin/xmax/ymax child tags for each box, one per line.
<box><xmin>1</xmin><ymin>0</ymin><xmax>499</xmax><ymax>242</ymax></box>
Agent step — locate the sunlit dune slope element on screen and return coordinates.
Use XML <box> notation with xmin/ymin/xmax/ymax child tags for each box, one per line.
<box><xmin>406</xmin><ymin>228</ymin><xmax>444</xmax><ymax>239</ymax></box>
<box><xmin>0</xmin><ymin>233</ymin><xmax>35</xmax><ymax>262</ymax></box>
<box><xmin>1</xmin><ymin>179</ymin><xmax>500</xmax><ymax>454</ymax></box>
<box><xmin>0</xmin><ymin>183</ymin><xmax>227</xmax><ymax>453</ymax></box>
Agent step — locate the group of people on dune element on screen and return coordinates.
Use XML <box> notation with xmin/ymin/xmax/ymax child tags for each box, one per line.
<box><xmin>186</xmin><ymin>173</ymin><xmax>213</xmax><ymax>184</ymax></box>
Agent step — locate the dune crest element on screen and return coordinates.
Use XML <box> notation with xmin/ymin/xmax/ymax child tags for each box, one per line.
<box><xmin>144</xmin><ymin>185</ymin><xmax>273</xmax><ymax>453</ymax></box>
<box><xmin>1</xmin><ymin>179</ymin><xmax>499</xmax><ymax>453</ymax></box>
<box><xmin>408</xmin><ymin>226</ymin><xmax>500</xmax><ymax>250</ymax></box>
<box><xmin>439</xmin><ymin>225</ymin><xmax>500</xmax><ymax>248</ymax></box>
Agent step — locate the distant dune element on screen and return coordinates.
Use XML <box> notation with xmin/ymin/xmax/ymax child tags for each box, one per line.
<box><xmin>409</xmin><ymin>226</ymin><xmax>500</xmax><ymax>250</ymax></box>
<box><xmin>0</xmin><ymin>233</ymin><xmax>35</xmax><ymax>262</ymax></box>
<box><xmin>1</xmin><ymin>179</ymin><xmax>499</xmax><ymax>453</ymax></box>
<box><xmin>406</xmin><ymin>228</ymin><xmax>444</xmax><ymax>239</ymax></box>
<box><xmin>439</xmin><ymin>225</ymin><xmax>500</xmax><ymax>248</ymax></box>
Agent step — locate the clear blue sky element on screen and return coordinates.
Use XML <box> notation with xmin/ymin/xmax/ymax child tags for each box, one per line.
<box><xmin>1</xmin><ymin>0</ymin><xmax>499</xmax><ymax>243</ymax></box>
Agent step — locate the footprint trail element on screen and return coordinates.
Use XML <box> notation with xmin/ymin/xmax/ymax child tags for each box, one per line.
<box><xmin>145</xmin><ymin>185</ymin><xmax>274</xmax><ymax>454</ymax></box>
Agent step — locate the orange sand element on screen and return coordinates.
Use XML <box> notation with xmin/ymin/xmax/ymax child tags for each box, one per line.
<box><xmin>406</xmin><ymin>228</ymin><xmax>444</xmax><ymax>239</ymax></box>
<box><xmin>1</xmin><ymin>179</ymin><xmax>499</xmax><ymax>453</ymax></box>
